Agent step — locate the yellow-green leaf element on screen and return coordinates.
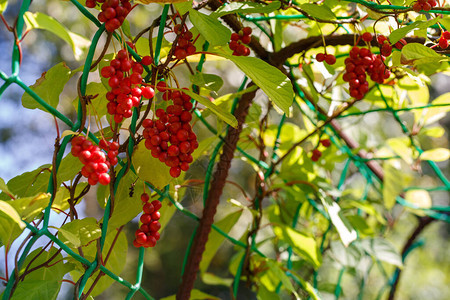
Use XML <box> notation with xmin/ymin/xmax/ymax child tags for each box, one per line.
<box><xmin>420</xmin><ymin>148</ymin><xmax>450</xmax><ymax>162</ymax></box>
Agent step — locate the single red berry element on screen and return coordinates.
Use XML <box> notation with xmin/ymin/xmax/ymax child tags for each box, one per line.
<box><xmin>321</xmin><ymin>139</ymin><xmax>331</xmax><ymax>147</ymax></box>
<box><xmin>143</xmin><ymin>203</ymin><xmax>155</xmax><ymax>214</ymax></box>
<box><xmin>141</xmin><ymin>86</ymin><xmax>155</xmax><ymax>99</ymax></box>
<box><xmin>362</xmin><ymin>32</ymin><xmax>372</xmax><ymax>42</ymax></box>
<box><xmin>439</xmin><ymin>37</ymin><xmax>449</xmax><ymax>49</ymax></box>
<box><xmin>141</xmin><ymin>193</ymin><xmax>150</xmax><ymax>203</ymax></box>
<box><xmin>156</xmin><ymin>81</ymin><xmax>168</xmax><ymax>92</ymax></box>
<box><xmin>443</xmin><ymin>31</ymin><xmax>450</xmax><ymax>40</ymax></box>
<box><xmin>151</xmin><ymin>200</ymin><xmax>162</xmax><ymax>211</ymax></box>
<box><xmin>325</xmin><ymin>54</ymin><xmax>336</xmax><ymax>65</ymax></box>
<box><xmin>86</xmin><ymin>0</ymin><xmax>96</xmax><ymax>8</ymax></box>
<box><xmin>151</xmin><ymin>211</ymin><xmax>161</xmax><ymax>220</ymax></box>
<box><xmin>316</xmin><ymin>53</ymin><xmax>325</xmax><ymax>62</ymax></box>
<box><xmin>98</xmin><ymin>173</ymin><xmax>110</xmax><ymax>185</ymax></box>
<box><xmin>169</xmin><ymin>166</ymin><xmax>181</xmax><ymax>178</ymax></box>
<box><xmin>141</xmin><ymin>55</ymin><xmax>153</xmax><ymax>65</ymax></box>
<box><xmin>242</xmin><ymin>27</ymin><xmax>252</xmax><ymax>36</ymax></box>
<box><xmin>149</xmin><ymin>221</ymin><xmax>161</xmax><ymax>232</ymax></box>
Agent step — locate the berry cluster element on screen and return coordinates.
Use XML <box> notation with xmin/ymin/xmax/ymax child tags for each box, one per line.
<box><xmin>85</xmin><ymin>0</ymin><xmax>131</xmax><ymax>32</ymax></box>
<box><xmin>316</xmin><ymin>53</ymin><xmax>336</xmax><ymax>65</ymax></box>
<box><xmin>412</xmin><ymin>0</ymin><xmax>437</xmax><ymax>12</ymax></box>
<box><xmin>133</xmin><ymin>193</ymin><xmax>162</xmax><ymax>248</ymax></box>
<box><xmin>101</xmin><ymin>48</ymin><xmax>154</xmax><ymax>123</ymax></box>
<box><xmin>377</xmin><ymin>35</ymin><xmax>393</xmax><ymax>57</ymax></box>
<box><xmin>99</xmin><ymin>139</ymin><xmax>120</xmax><ymax>166</ymax></box>
<box><xmin>173</xmin><ymin>25</ymin><xmax>196</xmax><ymax>60</ymax></box>
<box><xmin>229</xmin><ymin>27</ymin><xmax>252</xmax><ymax>56</ymax></box>
<box><xmin>343</xmin><ymin>43</ymin><xmax>390</xmax><ymax>99</ymax></box>
<box><xmin>71</xmin><ymin>136</ymin><xmax>111</xmax><ymax>185</ymax></box>
<box><xmin>438</xmin><ymin>31</ymin><xmax>450</xmax><ymax>49</ymax></box>
<box><xmin>142</xmin><ymin>83</ymin><xmax>199</xmax><ymax>178</ymax></box>
<box><xmin>311</xmin><ymin>139</ymin><xmax>331</xmax><ymax>162</ymax></box>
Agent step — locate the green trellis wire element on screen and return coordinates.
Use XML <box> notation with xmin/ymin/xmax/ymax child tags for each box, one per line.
<box><xmin>0</xmin><ymin>1</ymin><xmax>449</xmax><ymax>300</ymax></box>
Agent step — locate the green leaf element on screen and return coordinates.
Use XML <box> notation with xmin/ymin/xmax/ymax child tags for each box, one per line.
<box><xmin>261</xmin><ymin>259</ymin><xmax>297</xmax><ymax>296</ymax></box>
<box><xmin>5</xmin><ymin>165</ymin><xmax>51</xmax><ymax>198</ymax></box>
<box><xmin>347</xmin><ymin>215</ymin><xmax>374</xmax><ymax>236</ymax></box>
<box><xmin>319</xmin><ymin>191</ymin><xmax>357</xmax><ymax>247</ymax></box>
<box><xmin>0</xmin><ymin>177</ymin><xmax>14</xmax><ymax>199</ymax></box>
<box><xmin>0</xmin><ymin>200</ymin><xmax>25</xmax><ymax>249</ymax></box>
<box><xmin>132</xmin><ymin>141</ymin><xmax>172</xmax><ymax>189</ymax></box>
<box><xmin>420</xmin><ymin>148</ymin><xmax>450</xmax><ymax>162</ymax></box>
<box><xmin>160</xmin><ymin>289</ymin><xmax>220</xmax><ymax>300</ymax></box>
<box><xmin>200</xmin><ymin>210</ymin><xmax>242</xmax><ymax>273</ymax></box>
<box><xmin>188</xmin><ymin>9</ymin><xmax>231</xmax><ymax>46</ymax></box>
<box><xmin>387</xmin><ymin>137</ymin><xmax>413</xmax><ymax>164</ymax></box>
<box><xmin>257</xmin><ymin>285</ymin><xmax>281</xmax><ymax>300</ymax></box>
<box><xmin>73</xmin><ymin>82</ymin><xmax>109</xmax><ymax>118</ymax></box>
<box><xmin>190</xmin><ymin>73</ymin><xmax>224</xmax><ymax>92</ymax></box>
<box><xmin>330</xmin><ymin>240</ymin><xmax>362</xmax><ymax>268</ymax></box>
<box><xmin>300</xmin><ymin>3</ymin><xmax>336</xmax><ymax>20</ymax></box>
<box><xmin>0</xmin><ymin>0</ymin><xmax>7</xmax><ymax>13</ymax></box>
<box><xmin>57</xmin><ymin>152</ymin><xmax>84</xmax><ymax>184</ymax></box>
<box><xmin>11</xmin><ymin>280</ymin><xmax>60</xmax><ymax>300</ymax></box>
<box><xmin>23</xmin><ymin>12</ymin><xmax>90</xmax><ymax>60</ymax></box>
<box><xmin>274</xmin><ymin>225</ymin><xmax>322</xmax><ymax>268</ymax></box>
<box><xmin>52</xmin><ymin>183</ymin><xmax>88</xmax><ymax>213</ymax></box>
<box><xmin>9</xmin><ymin>193</ymin><xmax>50</xmax><ymax>222</ymax></box>
<box><xmin>402</xmin><ymin>43</ymin><xmax>442</xmax><ymax>60</ymax></box>
<box><xmin>180</xmin><ymin>89</ymin><xmax>238</xmax><ymax>127</ymax></box>
<box><xmin>360</xmin><ymin>238</ymin><xmax>403</xmax><ymax>267</ymax></box>
<box><xmin>390</xmin><ymin>19</ymin><xmax>438</xmax><ymax>44</ymax></box>
<box><xmin>19</xmin><ymin>247</ymin><xmax>68</xmax><ymax>281</ymax></box>
<box><xmin>106</xmin><ymin>172</ymin><xmax>144</xmax><ymax>231</ymax></box>
<box><xmin>405</xmin><ymin>189</ymin><xmax>432</xmax><ymax>211</ymax></box>
<box><xmin>201</xmin><ymin>272</ymin><xmax>233</xmax><ymax>286</ymax></box>
<box><xmin>58</xmin><ymin>218</ymin><xmax>101</xmax><ymax>248</ymax></box>
<box><xmin>70</xmin><ymin>231</ymin><xmax>128</xmax><ymax>296</ymax></box>
<box><xmin>22</xmin><ymin>62</ymin><xmax>72</xmax><ymax>111</ymax></box>
<box><xmin>214</xmin><ymin>52</ymin><xmax>294</xmax><ymax>113</ymax></box>
<box><xmin>209</xmin><ymin>85</ymin><xmax>258</xmax><ymax>107</ymax></box>
<box><xmin>424</xmin><ymin>92</ymin><xmax>450</xmax><ymax>124</ymax></box>
<box><xmin>383</xmin><ymin>163</ymin><xmax>413</xmax><ymax>209</ymax></box>
<box><xmin>212</xmin><ymin>1</ymin><xmax>281</xmax><ymax>17</ymax></box>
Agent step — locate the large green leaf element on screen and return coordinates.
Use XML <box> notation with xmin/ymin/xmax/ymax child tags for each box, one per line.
<box><xmin>70</xmin><ymin>231</ymin><xmax>128</xmax><ymax>297</ymax></box>
<box><xmin>11</xmin><ymin>281</ymin><xmax>60</xmax><ymax>300</ymax></box>
<box><xmin>383</xmin><ymin>163</ymin><xmax>413</xmax><ymax>209</ymax></box>
<box><xmin>300</xmin><ymin>3</ymin><xmax>336</xmax><ymax>20</ymax></box>
<box><xmin>8</xmin><ymin>193</ymin><xmax>50</xmax><ymax>222</ymax></box>
<box><xmin>57</xmin><ymin>152</ymin><xmax>84</xmax><ymax>184</ymax></box>
<box><xmin>22</xmin><ymin>62</ymin><xmax>72</xmax><ymax>111</ymax></box>
<box><xmin>389</xmin><ymin>19</ymin><xmax>438</xmax><ymax>44</ymax></box>
<box><xmin>19</xmin><ymin>247</ymin><xmax>68</xmax><ymax>281</ymax></box>
<box><xmin>106</xmin><ymin>168</ymin><xmax>144</xmax><ymax>231</ymax></box>
<box><xmin>181</xmin><ymin>89</ymin><xmax>238</xmax><ymax>127</ymax></box>
<box><xmin>360</xmin><ymin>238</ymin><xmax>403</xmax><ymax>267</ymax></box>
<box><xmin>212</xmin><ymin>1</ymin><xmax>281</xmax><ymax>17</ymax></box>
<box><xmin>190</xmin><ymin>73</ymin><xmax>224</xmax><ymax>92</ymax></box>
<box><xmin>200</xmin><ymin>210</ymin><xmax>242</xmax><ymax>273</ymax></box>
<box><xmin>214</xmin><ymin>52</ymin><xmax>294</xmax><ymax>113</ymax></box>
<box><xmin>4</xmin><ymin>165</ymin><xmax>51</xmax><ymax>198</ymax></box>
<box><xmin>319</xmin><ymin>191</ymin><xmax>357</xmax><ymax>247</ymax></box>
<box><xmin>23</xmin><ymin>11</ymin><xmax>90</xmax><ymax>60</ymax></box>
<box><xmin>189</xmin><ymin>9</ymin><xmax>231</xmax><ymax>46</ymax></box>
<box><xmin>274</xmin><ymin>225</ymin><xmax>322</xmax><ymax>268</ymax></box>
<box><xmin>0</xmin><ymin>200</ymin><xmax>25</xmax><ymax>249</ymax></box>
<box><xmin>58</xmin><ymin>218</ymin><xmax>102</xmax><ymax>248</ymax></box>
<box><xmin>259</xmin><ymin>259</ymin><xmax>298</xmax><ymax>296</ymax></box>
<box><xmin>132</xmin><ymin>141</ymin><xmax>172</xmax><ymax>189</ymax></box>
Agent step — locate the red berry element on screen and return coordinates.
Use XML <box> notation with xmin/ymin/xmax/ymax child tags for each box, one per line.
<box><xmin>141</xmin><ymin>193</ymin><xmax>150</xmax><ymax>202</ymax></box>
<box><xmin>443</xmin><ymin>31</ymin><xmax>450</xmax><ymax>40</ymax></box>
<box><xmin>141</xmin><ymin>56</ymin><xmax>153</xmax><ymax>65</ymax></box>
<box><xmin>242</xmin><ymin>27</ymin><xmax>252</xmax><ymax>36</ymax></box>
<box><xmin>151</xmin><ymin>200</ymin><xmax>162</xmax><ymax>211</ymax></box>
<box><xmin>169</xmin><ymin>166</ymin><xmax>181</xmax><ymax>178</ymax></box>
<box><xmin>140</xmin><ymin>214</ymin><xmax>152</xmax><ymax>224</ymax></box>
<box><xmin>149</xmin><ymin>221</ymin><xmax>161</xmax><ymax>232</ymax></box>
<box><xmin>143</xmin><ymin>203</ymin><xmax>155</xmax><ymax>214</ymax></box>
<box><xmin>316</xmin><ymin>53</ymin><xmax>325</xmax><ymax>62</ymax></box>
<box><xmin>325</xmin><ymin>54</ymin><xmax>336</xmax><ymax>65</ymax></box>
<box><xmin>156</xmin><ymin>81</ymin><xmax>168</xmax><ymax>92</ymax></box>
<box><xmin>439</xmin><ymin>37</ymin><xmax>449</xmax><ymax>49</ymax></box>
<box><xmin>141</xmin><ymin>86</ymin><xmax>155</xmax><ymax>99</ymax></box>
<box><xmin>98</xmin><ymin>173</ymin><xmax>110</xmax><ymax>185</ymax></box>
<box><xmin>151</xmin><ymin>211</ymin><xmax>161</xmax><ymax>220</ymax></box>
<box><xmin>362</xmin><ymin>32</ymin><xmax>373</xmax><ymax>42</ymax></box>
<box><xmin>321</xmin><ymin>139</ymin><xmax>331</xmax><ymax>147</ymax></box>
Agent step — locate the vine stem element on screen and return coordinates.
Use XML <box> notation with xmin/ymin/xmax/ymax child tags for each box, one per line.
<box><xmin>176</xmin><ymin>85</ymin><xmax>257</xmax><ymax>300</ymax></box>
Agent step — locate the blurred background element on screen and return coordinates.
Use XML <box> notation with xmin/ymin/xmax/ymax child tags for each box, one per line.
<box><xmin>0</xmin><ymin>0</ymin><xmax>449</xmax><ymax>299</ymax></box>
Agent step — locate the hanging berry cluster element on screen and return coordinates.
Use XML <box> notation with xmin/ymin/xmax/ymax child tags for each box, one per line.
<box><xmin>229</xmin><ymin>27</ymin><xmax>252</xmax><ymax>56</ymax></box>
<box><xmin>173</xmin><ymin>25</ymin><xmax>196</xmax><ymax>60</ymax></box>
<box><xmin>142</xmin><ymin>82</ymin><xmax>199</xmax><ymax>178</ymax></box>
<box><xmin>342</xmin><ymin>33</ymin><xmax>391</xmax><ymax>100</ymax></box>
<box><xmin>85</xmin><ymin>0</ymin><xmax>131</xmax><ymax>32</ymax></box>
<box><xmin>412</xmin><ymin>0</ymin><xmax>437</xmax><ymax>12</ymax></box>
<box><xmin>133</xmin><ymin>193</ymin><xmax>162</xmax><ymax>248</ymax></box>
<box><xmin>311</xmin><ymin>139</ymin><xmax>331</xmax><ymax>162</ymax></box>
<box><xmin>71</xmin><ymin>136</ymin><xmax>111</xmax><ymax>185</ymax></box>
<box><xmin>438</xmin><ymin>31</ymin><xmax>450</xmax><ymax>49</ymax></box>
<box><xmin>101</xmin><ymin>47</ymin><xmax>155</xmax><ymax>123</ymax></box>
